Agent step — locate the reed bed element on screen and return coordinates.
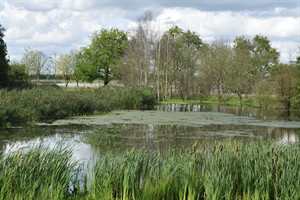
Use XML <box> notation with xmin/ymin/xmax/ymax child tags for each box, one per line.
<box><xmin>0</xmin><ymin>86</ymin><xmax>156</xmax><ymax>126</ymax></box>
<box><xmin>0</xmin><ymin>144</ymin><xmax>85</xmax><ymax>200</ymax></box>
<box><xmin>1</xmin><ymin>140</ymin><xmax>299</xmax><ymax>200</ymax></box>
<box><xmin>88</xmin><ymin>140</ymin><xmax>300</xmax><ymax>200</ymax></box>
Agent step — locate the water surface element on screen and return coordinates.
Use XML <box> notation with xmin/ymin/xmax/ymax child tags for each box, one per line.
<box><xmin>1</xmin><ymin>105</ymin><xmax>300</xmax><ymax>162</ymax></box>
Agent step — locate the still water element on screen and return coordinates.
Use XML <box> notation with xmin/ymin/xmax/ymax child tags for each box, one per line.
<box><xmin>1</xmin><ymin>104</ymin><xmax>300</xmax><ymax>162</ymax></box>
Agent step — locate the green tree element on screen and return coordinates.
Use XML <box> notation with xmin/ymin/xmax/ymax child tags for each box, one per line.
<box><xmin>156</xmin><ymin>26</ymin><xmax>202</xmax><ymax>101</ymax></box>
<box><xmin>177</xmin><ymin>29</ymin><xmax>202</xmax><ymax>101</ymax></box>
<box><xmin>57</xmin><ymin>51</ymin><xmax>76</xmax><ymax>87</ymax></box>
<box><xmin>228</xmin><ymin>36</ymin><xmax>256</xmax><ymax>105</ymax></box>
<box><xmin>21</xmin><ymin>47</ymin><xmax>49</xmax><ymax>83</ymax></box>
<box><xmin>76</xmin><ymin>28</ymin><xmax>128</xmax><ymax>85</ymax></box>
<box><xmin>272</xmin><ymin>64</ymin><xmax>298</xmax><ymax>109</ymax></box>
<box><xmin>0</xmin><ymin>24</ymin><xmax>10</xmax><ymax>88</ymax></box>
<box><xmin>252</xmin><ymin>35</ymin><xmax>279</xmax><ymax>77</ymax></box>
<box><xmin>74</xmin><ymin>47</ymin><xmax>94</xmax><ymax>83</ymax></box>
<box><xmin>201</xmin><ymin>39</ymin><xmax>232</xmax><ymax>102</ymax></box>
<box><xmin>9</xmin><ymin>60</ymin><xmax>29</xmax><ymax>86</ymax></box>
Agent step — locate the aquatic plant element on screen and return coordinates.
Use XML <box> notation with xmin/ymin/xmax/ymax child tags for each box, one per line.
<box><xmin>87</xmin><ymin>140</ymin><xmax>300</xmax><ymax>200</ymax></box>
<box><xmin>0</xmin><ymin>144</ymin><xmax>84</xmax><ymax>200</ymax></box>
<box><xmin>1</xmin><ymin>140</ymin><xmax>299</xmax><ymax>200</ymax></box>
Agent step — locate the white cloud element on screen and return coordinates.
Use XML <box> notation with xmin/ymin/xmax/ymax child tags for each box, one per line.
<box><xmin>156</xmin><ymin>7</ymin><xmax>298</xmax><ymax>40</ymax></box>
<box><xmin>9</xmin><ymin>0</ymin><xmax>57</xmax><ymax>11</ymax></box>
<box><xmin>155</xmin><ymin>7</ymin><xmax>299</xmax><ymax>62</ymax></box>
<box><xmin>2</xmin><ymin>1</ymin><xmax>299</xmax><ymax>63</ymax></box>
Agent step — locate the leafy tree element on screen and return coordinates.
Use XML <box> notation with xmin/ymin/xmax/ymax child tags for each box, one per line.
<box><xmin>296</xmin><ymin>56</ymin><xmax>300</xmax><ymax>66</ymax></box>
<box><xmin>228</xmin><ymin>36</ymin><xmax>256</xmax><ymax>105</ymax></box>
<box><xmin>156</xmin><ymin>26</ymin><xmax>202</xmax><ymax>101</ymax></box>
<box><xmin>272</xmin><ymin>64</ymin><xmax>298</xmax><ymax>109</ymax></box>
<box><xmin>9</xmin><ymin>61</ymin><xmax>29</xmax><ymax>86</ymax></box>
<box><xmin>57</xmin><ymin>51</ymin><xmax>76</xmax><ymax>87</ymax></box>
<box><xmin>74</xmin><ymin>47</ymin><xmax>94</xmax><ymax>84</ymax></box>
<box><xmin>22</xmin><ymin>47</ymin><xmax>49</xmax><ymax>83</ymax></box>
<box><xmin>253</xmin><ymin>79</ymin><xmax>274</xmax><ymax>108</ymax></box>
<box><xmin>201</xmin><ymin>39</ymin><xmax>232</xmax><ymax>102</ymax></box>
<box><xmin>76</xmin><ymin>28</ymin><xmax>128</xmax><ymax>85</ymax></box>
<box><xmin>0</xmin><ymin>24</ymin><xmax>10</xmax><ymax>88</ymax></box>
<box><xmin>252</xmin><ymin>35</ymin><xmax>279</xmax><ymax>77</ymax></box>
<box><xmin>176</xmin><ymin>29</ymin><xmax>202</xmax><ymax>101</ymax></box>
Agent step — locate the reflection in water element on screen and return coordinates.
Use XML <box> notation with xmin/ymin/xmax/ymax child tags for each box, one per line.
<box><xmin>157</xmin><ymin>104</ymin><xmax>300</xmax><ymax>121</ymax></box>
<box><xmin>272</xmin><ymin>128</ymin><xmax>300</xmax><ymax>143</ymax></box>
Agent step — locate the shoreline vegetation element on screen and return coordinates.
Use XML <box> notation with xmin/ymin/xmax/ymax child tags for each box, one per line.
<box><xmin>0</xmin><ymin>85</ymin><xmax>299</xmax><ymax>127</ymax></box>
<box><xmin>0</xmin><ymin>86</ymin><xmax>156</xmax><ymax>127</ymax></box>
<box><xmin>1</xmin><ymin>140</ymin><xmax>299</xmax><ymax>200</ymax></box>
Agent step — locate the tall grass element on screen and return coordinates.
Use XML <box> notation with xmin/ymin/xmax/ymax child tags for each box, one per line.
<box><xmin>1</xmin><ymin>140</ymin><xmax>299</xmax><ymax>200</ymax></box>
<box><xmin>87</xmin><ymin>140</ymin><xmax>300</xmax><ymax>200</ymax></box>
<box><xmin>0</xmin><ymin>144</ymin><xmax>85</xmax><ymax>200</ymax></box>
<box><xmin>0</xmin><ymin>86</ymin><xmax>156</xmax><ymax>126</ymax></box>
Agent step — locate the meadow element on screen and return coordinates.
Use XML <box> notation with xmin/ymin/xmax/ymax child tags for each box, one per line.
<box><xmin>1</xmin><ymin>140</ymin><xmax>299</xmax><ymax>200</ymax></box>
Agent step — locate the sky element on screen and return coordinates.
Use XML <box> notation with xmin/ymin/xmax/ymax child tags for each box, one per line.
<box><xmin>0</xmin><ymin>0</ymin><xmax>299</xmax><ymax>63</ymax></box>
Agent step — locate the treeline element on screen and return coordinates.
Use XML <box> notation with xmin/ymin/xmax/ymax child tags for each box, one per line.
<box><xmin>1</xmin><ymin>12</ymin><xmax>300</xmax><ymax>109</ymax></box>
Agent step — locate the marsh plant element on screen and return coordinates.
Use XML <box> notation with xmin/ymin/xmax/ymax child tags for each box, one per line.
<box><xmin>0</xmin><ymin>86</ymin><xmax>156</xmax><ymax>126</ymax></box>
<box><xmin>1</xmin><ymin>140</ymin><xmax>299</xmax><ymax>200</ymax></box>
<box><xmin>0</xmin><ymin>144</ymin><xmax>85</xmax><ymax>200</ymax></box>
<box><xmin>88</xmin><ymin>140</ymin><xmax>300</xmax><ymax>200</ymax></box>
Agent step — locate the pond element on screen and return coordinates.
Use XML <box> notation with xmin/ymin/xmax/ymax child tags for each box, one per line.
<box><xmin>1</xmin><ymin>104</ymin><xmax>300</xmax><ymax>163</ymax></box>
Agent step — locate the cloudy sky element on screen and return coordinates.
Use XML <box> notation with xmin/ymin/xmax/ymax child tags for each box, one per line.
<box><xmin>1</xmin><ymin>0</ymin><xmax>299</xmax><ymax>63</ymax></box>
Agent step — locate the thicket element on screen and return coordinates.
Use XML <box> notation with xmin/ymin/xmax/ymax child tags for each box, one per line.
<box><xmin>1</xmin><ymin>140</ymin><xmax>299</xmax><ymax>200</ymax></box>
<box><xmin>0</xmin><ymin>86</ymin><xmax>156</xmax><ymax>126</ymax></box>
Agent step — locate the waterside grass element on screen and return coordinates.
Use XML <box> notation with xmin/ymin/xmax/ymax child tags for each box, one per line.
<box><xmin>1</xmin><ymin>139</ymin><xmax>299</xmax><ymax>200</ymax></box>
<box><xmin>88</xmin><ymin>140</ymin><xmax>300</xmax><ymax>200</ymax></box>
<box><xmin>0</xmin><ymin>86</ymin><xmax>156</xmax><ymax>127</ymax></box>
<box><xmin>0</xmin><ymin>144</ymin><xmax>84</xmax><ymax>200</ymax></box>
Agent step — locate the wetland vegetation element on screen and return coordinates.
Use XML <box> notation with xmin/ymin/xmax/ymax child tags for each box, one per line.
<box><xmin>1</xmin><ymin>140</ymin><xmax>299</xmax><ymax>200</ymax></box>
<box><xmin>0</xmin><ymin>86</ymin><xmax>156</xmax><ymax>127</ymax></box>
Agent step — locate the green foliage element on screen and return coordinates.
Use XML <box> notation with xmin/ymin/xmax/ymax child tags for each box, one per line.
<box><xmin>0</xmin><ymin>144</ymin><xmax>83</xmax><ymax>200</ymax></box>
<box><xmin>75</xmin><ymin>28</ymin><xmax>128</xmax><ymax>85</ymax></box>
<box><xmin>21</xmin><ymin>47</ymin><xmax>49</xmax><ymax>82</ymax></box>
<box><xmin>8</xmin><ymin>62</ymin><xmax>29</xmax><ymax>87</ymax></box>
<box><xmin>0</xmin><ymin>24</ymin><xmax>10</xmax><ymax>88</ymax></box>
<box><xmin>91</xmin><ymin>140</ymin><xmax>300</xmax><ymax>200</ymax></box>
<box><xmin>0</xmin><ymin>86</ymin><xmax>156</xmax><ymax>127</ymax></box>
<box><xmin>252</xmin><ymin>35</ymin><xmax>280</xmax><ymax>77</ymax></box>
<box><xmin>56</xmin><ymin>52</ymin><xmax>76</xmax><ymax>87</ymax></box>
<box><xmin>291</xmin><ymin>83</ymin><xmax>300</xmax><ymax>109</ymax></box>
<box><xmin>254</xmin><ymin>79</ymin><xmax>274</xmax><ymax>109</ymax></box>
<box><xmin>1</xmin><ymin>140</ymin><xmax>299</xmax><ymax>199</ymax></box>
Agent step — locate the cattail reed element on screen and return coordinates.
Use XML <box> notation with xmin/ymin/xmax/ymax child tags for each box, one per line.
<box><xmin>1</xmin><ymin>139</ymin><xmax>299</xmax><ymax>200</ymax></box>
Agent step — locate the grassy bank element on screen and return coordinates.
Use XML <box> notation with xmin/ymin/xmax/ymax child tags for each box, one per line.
<box><xmin>1</xmin><ymin>140</ymin><xmax>299</xmax><ymax>200</ymax></box>
<box><xmin>0</xmin><ymin>86</ymin><xmax>156</xmax><ymax>127</ymax></box>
